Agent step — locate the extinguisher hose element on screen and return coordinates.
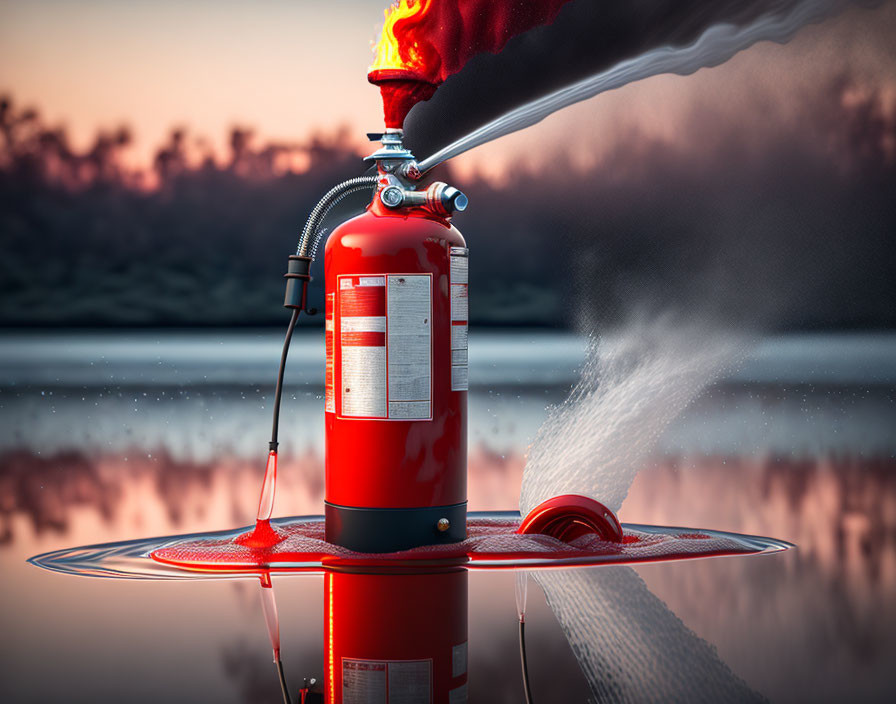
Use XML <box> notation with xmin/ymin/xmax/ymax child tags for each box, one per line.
<box><xmin>297</xmin><ymin>175</ymin><xmax>378</xmax><ymax>259</ymax></box>
<box><xmin>267</xmin><ymin>177</ymin><xmax>376</xmax><ymax>481</ymax></box>
<box><xmin>269</xmin><ymin>307</ymin><xmax>301</xmax><ymax>451</ymax></box>
<box><xmin>275</xmin><ymin>657</ymin><xmax>292</xmax><ymax>704</ymax></box>
<box><xmin>272</xmin><ymin>176</ymin><xmax>376</xmax><ymax>449</ymax></box>
<box><xmin>520</xmin><ymin>619</ymin><xmax>535</xmax><ymax>704</ymax></box>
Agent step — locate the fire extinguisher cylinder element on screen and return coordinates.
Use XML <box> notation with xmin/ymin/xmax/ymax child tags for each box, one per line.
<box><xmin>323</xmin><ymin>132</ymin><xmax>470</xmax><ymax>553</ymax></box>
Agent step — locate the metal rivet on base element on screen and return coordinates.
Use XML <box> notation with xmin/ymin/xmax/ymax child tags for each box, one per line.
<box><xmin>437</xmin><ymin>518</ymin><xmax>450</xmax><ymax>532</ymax></box>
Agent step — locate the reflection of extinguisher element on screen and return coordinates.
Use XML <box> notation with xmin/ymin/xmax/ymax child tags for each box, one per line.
<box><xmin>322</xmin><ymin>130</ymin><xmax>470</xmax><ymax>552</ymax></box>
<box><xmin>324</xmin><ymin>568</ymin><xmax>469</xmax><ymax>704</ymax></box>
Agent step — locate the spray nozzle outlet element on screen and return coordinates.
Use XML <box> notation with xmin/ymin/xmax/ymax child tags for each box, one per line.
<box><xmin>381</xmin><ymin>182</ymin><xmax>468</xmax><ymax>216</ymax></box>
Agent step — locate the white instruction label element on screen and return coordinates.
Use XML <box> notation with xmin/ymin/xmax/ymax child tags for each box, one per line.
<box><xmin>450</xmin><ymin>283</ymin><xmax>468</xmax><ymax>322</ymax></box>
<box><xmin>342</xmin><ymin>660</ymin><xmax>386</xmax><ymax>704</ymax></box>
<box><xmin>387</xmin><ymin>275</ymin><xmax>432</xmax><ymax>419</ymax></box>
<box><xmin>342</xmin><ymin>346</ymin><xmax>387</xmax><ymax>418</ymax></box>
<box><xmin>325</xmin><ymin>293</ymin><xmax>335</xmax><ymax>413</ymax></box>
<box><xmin>450</xmin><ymin>249</ymin><xmax>468</xmax><ymax>284</ymax></box>
<box><xmin>449</xmin><ymin>247</ymin><xmax>469</xmax><ymax>391</ymax></box>
<box><xmin>452</xmin><ymin>641</ymin><xmax>468</xmax><ymax>678</ymax></box>
<box><xmin>449</xmin><ymin>683</ymin><xmax>468</xmax><ymax>704</ymax></box>
<box><xmin>342</xmin><ymin>659</ymin><xmax>431</xmax><ymax>704</ymax></box>
<box><xmin>338</xmin><ymin>274</ymin><xmax>432</xmax><ymax>420</ymax></box>
<box><xmin>388</xmin><ymin>660</ymin><xmax>431</xmax><ymax>703</ymax></box>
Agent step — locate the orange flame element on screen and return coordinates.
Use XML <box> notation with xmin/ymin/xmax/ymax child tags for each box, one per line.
<box><xmin>370</xmin><ymin>0</ymin><xmax>437</xmax><ymax>79</ymax></box>
<box><xmin>367</xmin><ymin>0</ymin><xmax>574</xmax><ymax>128</ymax></box>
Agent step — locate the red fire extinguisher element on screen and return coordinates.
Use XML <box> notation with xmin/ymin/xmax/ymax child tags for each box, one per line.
<box><xmin>324</xmin><ymin>567</ymin><xmax>469</xmax><ymax>704</ymax></box>
<box><xmin>321</xmin><ymin>130</ymin><xmax>469</xmax><ymax>552</ymax></box>
<box><xmin>275</xmin><ymin>129</ymin><xmax>468</xmax><ymax>553</ymax></box>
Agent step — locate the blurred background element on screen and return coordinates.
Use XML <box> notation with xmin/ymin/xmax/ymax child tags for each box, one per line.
<box><xmin>1</xmin><ymin>1</ymin><xmax>896</xmax><ymax>702</ymax></box>
<box><xmin>1</xmin><ymin>0</ymin><xmax>894</xmax><ymax>329</ymax></box>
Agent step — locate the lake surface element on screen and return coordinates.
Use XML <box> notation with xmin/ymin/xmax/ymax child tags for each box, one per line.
<box><xmin>1</xmin><ymin>329</ymin><xmax>895</xmax><ymax>702</ymax></box>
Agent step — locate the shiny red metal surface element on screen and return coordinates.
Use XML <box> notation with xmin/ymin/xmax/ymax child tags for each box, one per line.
<box><xmin>324</xmin><ymin>196</ymin><xmax>467</xmax><ymax>510</ymax></box>
<box><xmin>324</xmin><ymin>568</ymin><xmax>468</xmax><ymax>704</ymax></box>
<box><xmin>517</xmin><ymin>494</ymin><xmax>624</xmax><ymax>543</ymax></box>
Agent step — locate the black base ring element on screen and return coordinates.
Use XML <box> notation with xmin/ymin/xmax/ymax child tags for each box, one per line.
<box><xmin>325</xmin><ymin>501</ymin><xmax>467</xmax><ymax>553</ymax></box>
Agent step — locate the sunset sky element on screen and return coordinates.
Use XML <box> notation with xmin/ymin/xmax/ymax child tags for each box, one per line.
<box><xmin>1</xmin><ymin>0</ymin><xmax>895</xmax><ymax>180</ymax></box>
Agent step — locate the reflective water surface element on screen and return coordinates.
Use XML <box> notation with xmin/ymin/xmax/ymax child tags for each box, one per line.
<box><xmin>2</xmin><ymin>331</ymin><xmax>895</xmax><ymax>702</ymax></box>
<box><xmin>28</xmin><ymin>513</ymin><xmax>791</xmax><ymax>578</ymax></box>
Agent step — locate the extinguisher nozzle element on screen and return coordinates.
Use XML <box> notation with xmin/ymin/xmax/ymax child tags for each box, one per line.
<box><xmin>443</xmin><ymin>186</ymin><xmax>468</xmax><ymax>212</ymax></box>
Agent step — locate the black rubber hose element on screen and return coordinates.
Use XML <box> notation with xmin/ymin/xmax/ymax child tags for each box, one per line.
<box><xmin>271</xmin><ymin>176</ymin><xmax>376</xmax><ymax>455</ymax></box>
<box><xmin>269</xmin><ymin>307</ymin><xmax>300</xmax><ymax>451</ymax></box>
<box><xmin>520</xmin><ymin>619</ymin><xmax>534</xmax><ymax>704</ymax></box>
<box><xmin>275</xmin><ymin>657</ymin><xmax>291</xmax><ymax>704</ymax></box>
<box><xmin>306</xmin><ymin>181</ymin><xmax>377</xmax><ymax>260</ymax></box>
<box><xmin>274</xmin><ymin>175</ymin><xmax>377</xmax><ymax>450</ymax></box>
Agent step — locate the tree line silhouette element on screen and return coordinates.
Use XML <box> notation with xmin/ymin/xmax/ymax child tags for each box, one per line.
<box><xmin>1</xmin><ymin>80</ymin><xmax>895</xmax><ymax>330</ymax></box>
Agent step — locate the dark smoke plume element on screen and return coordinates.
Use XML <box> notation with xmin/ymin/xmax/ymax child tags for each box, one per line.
<box><xmin>404</xmin><ymin>0</ymin><xmax>862</xmax><ymax>159</ymax></box>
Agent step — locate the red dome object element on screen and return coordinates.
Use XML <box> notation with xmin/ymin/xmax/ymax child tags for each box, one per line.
<box><xmin>517</xmin><ymin>495</ymin><xmax>623</xmax><ymax>544</ymax></box>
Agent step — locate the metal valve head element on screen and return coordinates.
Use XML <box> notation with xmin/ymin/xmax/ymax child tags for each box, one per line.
<box><xmin>378</xmin><ymin>181</ymin><xmax>469</xmax><ymax>217</ymax></box>
<box><xmin>380</xmin><ymin>185</ymin><xmax>405</xmax><ymax>208</ymax></box>
<box><xmin>364</xmin><ymin>129</ymin><xmax>415</xmax><ymax>163</ymax></box>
